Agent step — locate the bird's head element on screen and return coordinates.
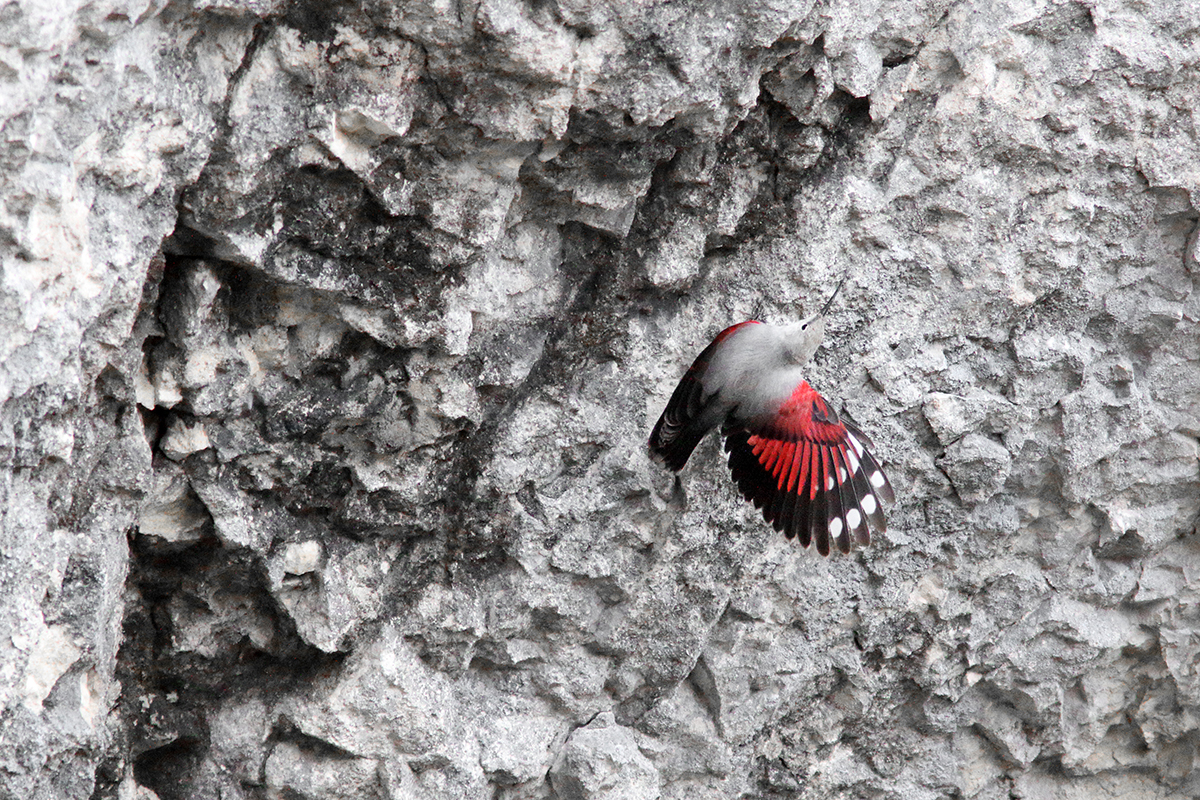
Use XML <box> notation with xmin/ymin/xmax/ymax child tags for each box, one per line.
<box><xmin>783</xmin><ymin>275</ymin><xmax>846</xmax><ymax>365</ymax></box>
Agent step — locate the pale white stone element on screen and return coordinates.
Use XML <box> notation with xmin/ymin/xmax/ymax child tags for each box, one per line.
<box><xmin>282</xmin><ymin>541</ymin><xmax>322</xmax><ymax>576</ymax></box>
<box><xmin>160</xmin><ymin>418</ymin><xmax>211</xmax><ymax>460</ymax></box>
<box><xmin>22</xmin><ymin>623</ymin><xmax>80</xmax><ymax>711</ymax></box>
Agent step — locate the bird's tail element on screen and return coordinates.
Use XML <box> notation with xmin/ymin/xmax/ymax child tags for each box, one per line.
<box><xmin>649</xmin><ymin>413</ymin><xmax>711</xmax><ymax>472</ymax></box>
<box><xmin>648</xmin><ymin>365</ymin><xmax>720</xmax><ymax>471</ymax></box>
<box><xmin>649</xmin><ymin>326</ymin><xmax>751</xmax><ymax>472</ymax></box>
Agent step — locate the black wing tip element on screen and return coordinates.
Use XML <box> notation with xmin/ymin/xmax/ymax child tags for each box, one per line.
<box><xmin>839</xmin><ymin>409</ymin><xmax>876</xmax><ymax>451</ymax></box>
<box><xmin>722</xmin><ymin>424</ymin><xmax>894</xmax><ymax>558</ymax></box>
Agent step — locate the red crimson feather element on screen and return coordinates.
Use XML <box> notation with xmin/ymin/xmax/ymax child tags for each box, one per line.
<box><xmin>722</xmin><ymin>381</ymin><xmax>892</xmax><ymax>555</ymax></box>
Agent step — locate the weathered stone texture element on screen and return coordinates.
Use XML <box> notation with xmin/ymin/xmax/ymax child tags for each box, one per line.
<box><xmin>1</xmin><ymin>0</ymin><xmax>1198</xmax><ymax>798</ymax></box>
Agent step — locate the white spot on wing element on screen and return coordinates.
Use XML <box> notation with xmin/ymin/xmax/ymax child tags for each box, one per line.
<box><xmin>829</xmin><ymin>518</ymin><xmax>843</xmax><ymax>538</ymax></box>
<box><xmin>825</xmin><ymin>474</ymin><xmax>834</xmax><ymax>491</ymax></box>
<box><xmin>846</xmin><ymin>450</ymin><xmax>860</xmax><ymax>472</ymax></box>
<box><xmin>862</xmin><ymin>495</ymin><xmax>877</xmax><ymax>515</ymax></box>
<box><xmin>839</xmin><ymin>467</ymin><xmax>848</xmax><ymax>482</ymax></box>
<box><xmin>847</xmin><ymin>434</ymin><xmax>864</xmax><ymax>456</ymax></box>
<box><xmin>847</xmin><ymin>509</ymin><xmax>862</xmax><ymax>528</ymax></box>
<box><xmin>870</xmin><ymin>470</ymin><xmax>886</xmax><ymax>489</ymax></box>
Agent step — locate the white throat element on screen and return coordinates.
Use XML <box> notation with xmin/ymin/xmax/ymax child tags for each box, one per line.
<box><xmin>781</xmin><ymin>314</ymin><xmax>826</xmax><ymax>365</ymax></box>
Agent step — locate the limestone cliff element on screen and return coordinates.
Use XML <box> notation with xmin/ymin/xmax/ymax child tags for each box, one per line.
<box><xmin>1</xmin><ymin>0</ymin><xmax>1198</xmax><ymax>797</ymax></box>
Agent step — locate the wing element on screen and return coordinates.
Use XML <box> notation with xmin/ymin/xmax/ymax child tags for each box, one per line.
<box><xmin>649</xmin><ymin>321</ymin><xmax>761</xmax><ymax>471</ymax></box>
<box><xmin>723</xmin><ymin>382</ymin><xmax>893</xmax><ymax>556</ymax></box>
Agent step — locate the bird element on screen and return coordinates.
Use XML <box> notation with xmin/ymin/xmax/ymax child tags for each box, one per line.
<box><xmin>648</xmin><ymin>279</ymin><xmax>893</xmax><ymax>556</ymax></box>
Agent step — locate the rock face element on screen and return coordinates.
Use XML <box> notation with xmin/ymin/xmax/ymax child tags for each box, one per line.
<box><xmin>1</xmin><ymin>0</ymin><xmax>1198</xmax><ymax>797</ymax></box>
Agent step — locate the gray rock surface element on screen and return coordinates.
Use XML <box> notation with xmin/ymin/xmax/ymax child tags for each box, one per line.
<box><xmin>1</xmin><ymin>0</ymin><xmax>1198</xmax><ymax>798</ymax></box>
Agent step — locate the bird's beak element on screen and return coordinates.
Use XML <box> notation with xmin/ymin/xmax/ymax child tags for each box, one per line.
<box><xmin>819</xmin><ymin>274</ymin><xmax>848</xmax><ymax>316</ymax></box>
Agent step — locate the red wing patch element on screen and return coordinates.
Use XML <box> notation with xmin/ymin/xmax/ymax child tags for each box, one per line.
<box><xmin>723</xmin><ymin>382</ymin><xmax>892</xmax><ymax>556</ymax></box>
